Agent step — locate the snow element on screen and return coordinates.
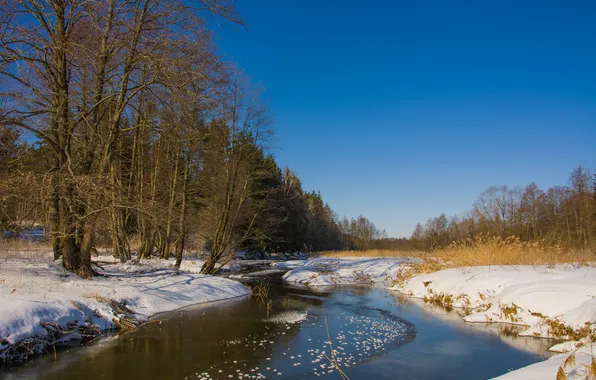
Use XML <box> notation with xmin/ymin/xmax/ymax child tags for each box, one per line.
<box><xmin>270</xmin><ymin>260</ymin><xmax>307</xmax><ymax>269</ymax></box>
<box><xmin>94</xmin><ymin>255</ymin><xmax>211</xmax><ymax>273</ymax></box>
<box><xmin>282</xmin><ymin>257</ymin><xmax>411</xmax><ymax>285</ymax></box>
<box><xmin>392</xmin><ymin>264</ymin><xmax>596</xmax><ymax>340</ymax></box>
<box><xmin>229</xmin><ymin>268</ymin><xmax>286</xmax><ymax>280</ymax></box>
<box><xmin>549</xmin><ymin>340</ymin><xmax>584</xmax><ymax>353</ymax></box>
<box><xmin>492</xmin><ymin>344</ymin><xmax>595</xmax><ymax>379</ymax></box>
<box><xmin>0</xmin><ymin>253</ymin><xmax>248</xmax><ymax>359</ymax></box>
<box><xmin>389</xmin><ymin>263</ymin><xmax>596</xmax><ymax>379</ymax></box>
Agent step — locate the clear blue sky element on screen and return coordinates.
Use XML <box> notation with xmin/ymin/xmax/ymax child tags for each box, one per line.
<box><xmin>215</xmin><ymin>0</ymin><xmax>596</xmax><ymax>238</ymax></box>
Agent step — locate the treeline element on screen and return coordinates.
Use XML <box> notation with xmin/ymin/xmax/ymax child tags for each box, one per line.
<box><xmin>0</xmin><ymin>0</ymin><xmax>384</xmax><ymax>275</ymax></box>
<box><xmin>410</xmin><ymin>167</ymin><xmax>596</xmax><ymax>250</ymax></box>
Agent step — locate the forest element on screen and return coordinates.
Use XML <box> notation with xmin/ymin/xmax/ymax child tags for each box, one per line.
<box><xmin>0</xmin><ymin>0</ymin><xmax>384</xmax><ymax>276</ymax></box>
<box><xmin>409</xmin><ymin>166</ymin><xmax>596</xmax><ymax>251</ymax></box>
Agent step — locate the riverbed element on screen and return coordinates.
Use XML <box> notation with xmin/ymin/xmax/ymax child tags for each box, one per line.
<box><xmin>1</xmin><ymin>278</ymin><xmax>554</xmax><ymax>380</ymax></box>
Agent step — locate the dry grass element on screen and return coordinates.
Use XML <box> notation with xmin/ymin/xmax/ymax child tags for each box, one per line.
<box><xmin>82</xmin><ymin>292</ymin><xmax>111</xmax><ymax>304</ymax></box>
<box><xmin>321</xmin><ymin>235</ymin><xmax>594</xmax><ymax>268</ymax></box>
<box><xmin>322</xmin><ymin>235</ymin><xmax>594</xmax><ymax>289</ymax></box>
<box><xmin>435</xmin><ymin>235</ymin><xmax>594</xmax><ymax>267</ymax></box>
<box><xmin>0</xmin><ymin>239</ymin><xmax>51</xmax><ymax>260</ymax></box>
<box><xmin>248</xmin><ymin>282</ymin><xmax>271</xmax><ymax>303</ymax></box>
<box><xmin>557</xmin><ymin>347</ymin><xmax>596</xmax><ymax>380</ymax></box>
<box><xmin>0</xmin><ymin>239</ymin><xmax>49</xmax><ymax>251</ymax></box>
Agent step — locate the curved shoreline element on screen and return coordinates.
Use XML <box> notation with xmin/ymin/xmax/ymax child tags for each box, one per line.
<box><xmin>0</xmin><ymin>256</ymin><xmax>249</xmax><ymax>364</ymax></box>
<box><xmin>282</xmin><ymin>257</ymin><xmax>596</xmax><ymax>379</ymax></box>
<box><xmin>3</xmin><ymin>255</ymin><xmax>594</xmax><ymax>378</ymax></box>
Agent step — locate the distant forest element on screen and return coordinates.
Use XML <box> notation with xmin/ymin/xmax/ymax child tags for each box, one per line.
<box><xmin>404</xmin><ymin>166</ymin><xmax>596</xmax><ymax>251</ymax></box>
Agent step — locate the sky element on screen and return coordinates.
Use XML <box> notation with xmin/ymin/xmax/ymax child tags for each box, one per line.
<box><xmin>214</xmin><ymin>0</ymin><xmax>596</xmax><ymax>238</ymax></box>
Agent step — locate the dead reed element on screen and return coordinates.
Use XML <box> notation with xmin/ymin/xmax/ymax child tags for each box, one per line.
<box><xmin>321</xmin><ymin>235</ymin><xmax>593</xmax><ymax>268</ymax></box>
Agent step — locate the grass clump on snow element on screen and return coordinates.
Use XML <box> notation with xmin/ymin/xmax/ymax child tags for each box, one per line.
<box><xmin>557</xmin><ymin>347</ymin><xmax>596</xmax><ymax>380</ymax></box>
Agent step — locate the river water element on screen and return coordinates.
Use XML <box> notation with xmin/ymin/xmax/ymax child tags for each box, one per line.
<box><xmin>2</xmin><ymin>274</ymin><xmax>555</xmax><ymax>380</ymax></box>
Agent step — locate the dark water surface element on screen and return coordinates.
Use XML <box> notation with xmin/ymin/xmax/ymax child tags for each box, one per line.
<box><xmin>1</xmin><ymin>283</ymin><xmax>553</xmax><ymax>380</ymax></box>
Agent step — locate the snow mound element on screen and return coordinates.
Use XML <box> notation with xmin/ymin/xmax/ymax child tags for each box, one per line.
<box><xmin>105</xmin><ymin>256</ymin><xmax>210</xmax><ymax>274</ymax></box>
<box><xmin>392</xmin><ymin>264</ymin><xmax>596</xmax><ymax>340</ymax></box>
<box><xmin>391</xmin><ymin>264</ymin><xmax>596</xmax><ymax>379</ymax></box>
<box><xmin>283</xmin><ymin>257</ymin><xmax>411</xmax><ymax>286</ymax></box>
<box><xmin>229</xmin><ymin>268</ymin><xmax>286</xmax><ymax>280</ymax></box>
<box><xmin>270</xmin><ymin>260</ymin><xmax>307</xmax><ymax>269</ymax></box>
<box><xmin>492</xmin><ymin>344</ymin><xmax>595</xmax><ymax>379</ymax></box>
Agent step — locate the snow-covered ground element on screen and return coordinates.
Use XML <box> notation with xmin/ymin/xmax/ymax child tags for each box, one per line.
<box><xmin>390</xmin><ymin>264</ymin><xmax>596</xmax><ymax>379</ymax></box>
<box><xmin>284</xmin><ymin>257</ymin><xmax>596</xmax><ymax>378</ymax></box>
<box><xmin>392</xmin><ymin>264</ymin><xmax>596</xmax><ymax>340</ymax></box>
<box><xmin>0</xmin><ymin>253</ymin><xmax>248</xmax><ymax>362</ymax></box>
<box><xmin>229</xmin><ymin>268</ymin><xmax>287</xmax><ymax>280</ymax></box>
<box><xmin>3</xmin><ymin>252</ymin><xmax>595</xmax><ymax>378</ymax></box>
<box><xmin>91</xmin><ymin>253</ymin><xmax>237</xmax><ymax>273</ymax></box>
<box><xmin>492</xmin><ymin>344</ymin><xmax>595</xmax><ymax>379</ymax></box>
<box><xmin>270</xmin><ymin>260</ymin><xmax>307</xmax><ymax>269</ymax></box>
<box><xmin>282</xmin><ymin>257</ymin><xmax>410</xmax><ymax>285</ymax></box>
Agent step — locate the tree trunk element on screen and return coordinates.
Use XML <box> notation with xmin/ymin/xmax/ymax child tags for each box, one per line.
<box><xmin>58</xmin><ymin>177</ymin><xmax>95</xmax><ymax>277</ymax></box>
<box><xmin>50</xmin><ymin>177</ymin><xmax>62</xmax><ymax>260</ymax></box>
<box><xmin>163</xmin><ymin>147</ymin><xmax>180</xmax><ymax>259</ymax></box>
<box><xmin>175</xmin><ymin>154</ymin><xmax>190</xmax><ymax>268</ymax></box>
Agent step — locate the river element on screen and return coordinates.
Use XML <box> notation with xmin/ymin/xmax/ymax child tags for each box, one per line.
<box><xmin>1</xmin><ymin>270</ymin><xmax>555</xmax><ymax>380</ymax></box>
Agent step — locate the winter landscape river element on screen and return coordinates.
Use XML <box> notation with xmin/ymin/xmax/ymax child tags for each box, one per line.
<box><xmin>1</xmin><ymin>270</ymin><xmax>554</xmax><ymax>380</ymax></box>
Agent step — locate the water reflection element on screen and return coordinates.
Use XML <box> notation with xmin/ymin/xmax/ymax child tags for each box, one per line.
<box><xmin>387</xmin><ymin>295</ymin><xmax>557</xmax><ymax>355</ymax></box>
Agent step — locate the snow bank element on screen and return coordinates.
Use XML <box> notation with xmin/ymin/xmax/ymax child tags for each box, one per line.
<box><xmin>392</xmin><ymin>264</ymin><xmax>596</xmax><ymax>379</ymax></box>
<box><xmin>270</xmin><ymin>260</ymin><xmax>307</xmax><ymax>269</ymax></box>
<box><xmin>283</xmin><ymin>257</ymin><xmax>410</xmax><ymax>285</ymax></box>
<box><xmin>0</xmin><ymin>256</ymin><xmax>248</xmax><ymax>360</ymax></box>
<box><xmin>229</xmin><ymin>268</ymin><xmax>287</xmax><ymax>280</ymax></box>
<box><xmin>492</xmin><ymin>344</ymin><xmax>595</xmax><ymax>379</ymax></box>
<box><xmin>392</xmin><ymin>265</ymin><xmax>596</xmax><ymax>340</ymax></box>
<box><xmin>96</xmin><ymin>255</ymin><xmax>210</xmax><ymax>273</ymax></box>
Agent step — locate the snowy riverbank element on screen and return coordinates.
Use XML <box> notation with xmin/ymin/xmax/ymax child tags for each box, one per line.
<box><xmin>0</xmin><ymin>253</ymin><xmax>248</xmax><ymax>363</ymax></box>
<box><xmin>283</xmin><ymin>257</ymin><xmax>596</xmax><ymax>378</ymax></box>
<box><xmin>493</xmin><ymin>344</ymin><xmax>595</xmax><ymax>379</ymax></box>
<box><xmin>392</xmin><ymin>264</ymin><xmax>596</xmax><ymax>341</ymax></box>
<box><xmin>391</xmin><ymin>263</ymin><xmax>596</xmax><ymax>379</ymax></box>
<box><xmin>282</xmin><ymin>257</ymin><xmax>410</xmax><ymax>285</ymax></box>
<box><xmin>3</xmin><ymin>254</ymin><xmax>595</xmax><ymax>379</ymax></box>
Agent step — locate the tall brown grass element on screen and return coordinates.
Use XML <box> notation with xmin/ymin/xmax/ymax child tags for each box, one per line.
<box><xmin>436</xmin><ymin>235</ymin><xmax>593</xmax><ymax>267</ymax></box>
<box><xmin>0</xmin><ymin>239</ymin><xmax>51</xmax><ymax>260</ymax></box>
<box><xmin>321</xmin><ymin>234</ymin><xmax>594</xmax><ymax>268</ymax></box>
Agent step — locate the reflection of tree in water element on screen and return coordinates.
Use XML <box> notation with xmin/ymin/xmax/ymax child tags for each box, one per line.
<box><xmin>26</xmin><ymin>294</ymin><xmax>307</xmax><ymax>380</ymax></box>
<box><xmin>133</xmin><ymin>296</ymin><xmax>308</xmax><ymax>376</ymax></box>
